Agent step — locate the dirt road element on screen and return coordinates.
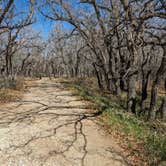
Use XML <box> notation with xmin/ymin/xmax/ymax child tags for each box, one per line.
<box><xmin>0</xmin><ymin>78</ymin><xmax>128</xmax><ymax>166</ymax></box>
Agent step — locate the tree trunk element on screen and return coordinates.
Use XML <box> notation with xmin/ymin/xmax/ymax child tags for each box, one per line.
<box><xmin>148</xmin><ymin>45</ymin><xmax>166</xmax><ymax>120</ymax></box>
<box><xmin>9</xmin><ymin>55</ymin><xmax>13</xmax><ymax>76</ymax></box>
<box><xmin>160</xmin><ymin>80</ymin><xmax>166</xmax><ymax>120</ymax></box>
<box><xmin>148</xmin><ymin>81</ymin><xmax>158</xmax><ymax>120</ymax></box>
<box><xmin>160</xmin><ymin>97</ymin><xmax>166</xmax><ymax>120</ymax></box>
<box><xmin>5</xmin><ymin>55</ymin><xmax>9</xmax><ymax>76</ymax></box>
<box><xmin>127</xmin><ymin>75</ymin><xmax>137</xmax><ymax>114</ymax></box>
<box><xmin>114</xmin><ymin>78</ymin><xmax>121</xmax><ymax>97</ymax></box>
<box><xmin>93</xmin><ymin>63</ymin><xmax>104</xmax><ymax>90</ymax></box>
<box><xmin>140</xmin><ymin>71</ymin><xmax>150</xmax><ymax>114</ymax></box>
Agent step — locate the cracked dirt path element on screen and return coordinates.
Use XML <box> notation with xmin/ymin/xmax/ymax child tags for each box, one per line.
<box><xmin>0</xmin><ymin>78</ymin><xmax>128</xmax><ymax>166</ymax></box>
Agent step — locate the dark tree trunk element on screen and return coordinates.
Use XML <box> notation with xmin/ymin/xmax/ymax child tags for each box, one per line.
<box><xmin>120</xmin><ymin>78</ymin><xmax>126</xmax><ymax>91</ymax></box>
<box><xmin>75</xmin><ymin>54</ymin><xmax>80</xmax><ymax>77</ymax></box>
<box><xmin>93</xmin><ymin>63</ymin><xmax>104</xmax><ymax>90</ymax></box>
<box><xmin>160</xmin><ymin>97</ymin><xmax>166</xmax><ymax>120</ymax></box>
<box><xmin>9</xmin><ymin>55</ymin><xmax>12</xmax><ymax>76</ymax></box>
<box><xmin>20</xmin><ymin>53</ymin><xmax>31</xmax><ymax>75</ymax></box>
<box><xmin>140</xmin><ymin>71</ymin><xmax>150</xmax><ymax>114</ymax></box>
<box><xmin>160</xmin><ymin>80</ymin><xmax>166</xmax><ymax>120</ymax></box>
<box><xmin>5</xmin><ymin>55</ymin><xmax>9</xmax><ymax>76</ymax></box>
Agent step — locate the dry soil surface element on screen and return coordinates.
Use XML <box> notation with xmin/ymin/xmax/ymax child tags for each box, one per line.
<box><xmin>0</xmin><ymin>78</ymin><xmax>128</xmax><ymax>166</ymax></box>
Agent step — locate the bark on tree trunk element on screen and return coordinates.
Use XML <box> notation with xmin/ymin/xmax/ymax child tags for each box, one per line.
<box><xmin>127</xmin><ymin>75</ymin><xmax>137</xmax><ymax>114</ymax></box>
<box><xmin>148</xmin><ymin>45</ymin><xmax>166</xmax><ymax>120</ymax></box>
<box><xmin>160</xmin><ymin>80</ymin><xmax>166</xmax><ymax>120</ymax></box>
<box><xmin>93</xmin><ymin>63</ymin><xmax>104</xmax><ymax>90</ymax></box>
<box><xmin>149</xmin><ymin>81</ymin><xmax>158</xmax><ymax>120</ymax></box>
<box><xmin>115</xmin><ymin>78</ymin><xmax>121</xmax><ymax>97</ymax></box>
<box><xmin>5</xmin><ymin>55</ymin><xmax>9</xmax><ymax>76</ymax></box>
<box><xmin>140</xmin><ymin>71</ymin><xmax>150</xmax><ymax>114</ymax></box>
<box><xmin>9</xmin><ymin>55</ymin><xmax>12</xmax><ymax>76</ymax></box>
<box><xmin>160</xmin><ymin>97</ymin><xmax>166</xmax><ymax>120</ymax></box>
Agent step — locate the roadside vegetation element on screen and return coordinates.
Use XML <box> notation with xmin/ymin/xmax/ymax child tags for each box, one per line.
<box><xmin>63</xmin><ymin>78</ymin><xmax>166</xmax><ymax>166</ymax></box>
<box><xmin>0</xmin><ymin>77</ymin><xmax>24</xmax><ymax>103</ymax></box>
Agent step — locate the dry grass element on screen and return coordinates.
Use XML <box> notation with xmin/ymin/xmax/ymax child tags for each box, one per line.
<box><xmin>0</xmin><ymin>77</ymin><xmax>25</xmax><ymax>104</ymax></box>
<box><xmin>0</xmin><ymin>89</ymin><xmax>22</xmax><ymax>103</ymax></box>
<box><xmin>0</xmin><ymin>77</ymin><xmax>47</xmax><ymax>104</ymax></box>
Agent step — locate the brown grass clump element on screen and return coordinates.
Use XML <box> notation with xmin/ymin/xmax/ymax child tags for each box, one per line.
<box><xmin>0</xmin><ymin>89</ymin><xmax>21</xmax><ymax>103</ymax></box>
<box><xmin>0</xmin><ymin>77</ymin><xmax>25</xmax><ymax>103</ymax></box>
